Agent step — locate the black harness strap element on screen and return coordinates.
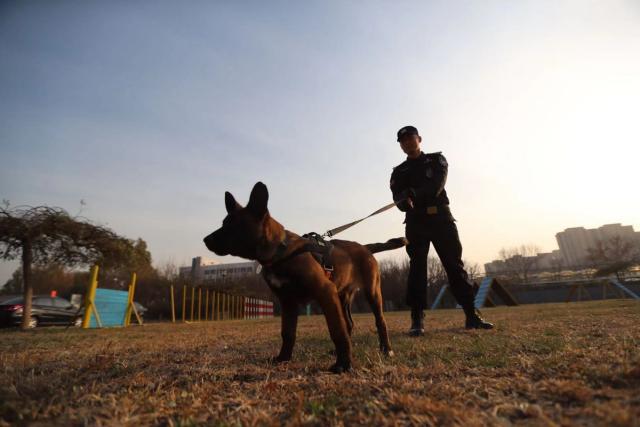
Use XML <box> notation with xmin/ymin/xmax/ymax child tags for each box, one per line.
<box><xmin>260</xmin><ymin>232</ymin><xmax>334</xmax><ymax>277</ymax></box>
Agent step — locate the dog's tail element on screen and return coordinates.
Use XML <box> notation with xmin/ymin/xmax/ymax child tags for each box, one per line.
<box><xmin>365</xmin><ymin>237</ymin><xmax>408</xmax><ymax>254</ymax></box>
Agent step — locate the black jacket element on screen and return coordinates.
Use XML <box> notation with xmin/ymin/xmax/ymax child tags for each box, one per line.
<box><xmin>390</xmin><ymin>151</ymin><xmax>450</xmax><ymax>214</ymax></box>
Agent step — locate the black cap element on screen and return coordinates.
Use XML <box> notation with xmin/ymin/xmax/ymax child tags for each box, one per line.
<box><xmin>397</xmin><ymin>125</ymin><xmax>419</xmax><ymax>142</ymax></box>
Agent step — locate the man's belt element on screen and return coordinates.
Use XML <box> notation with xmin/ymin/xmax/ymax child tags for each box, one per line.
<box><xmin>411</xmin><ymin>205</ymin><xmax>450</xmax><ymax>215</ymax></box>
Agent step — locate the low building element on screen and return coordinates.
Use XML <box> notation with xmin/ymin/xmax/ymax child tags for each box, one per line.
<box><xmin>179</xmin><ymin>257</ymin><xmax>259</xmax><ymax>283</ymax></box>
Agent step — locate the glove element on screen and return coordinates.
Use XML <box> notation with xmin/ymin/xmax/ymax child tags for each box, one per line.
<box><xmin>396</xmin><ymin>188</ymin><xmax>416</xmax><ymax>212</ymax></box>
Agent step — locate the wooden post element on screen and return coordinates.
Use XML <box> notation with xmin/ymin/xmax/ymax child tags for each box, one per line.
<box><xmin>198</xmin><ymin>287</ymin><xmax>202</xmax><ymax>321</ymax></box>
<box><xmin>232</xmin><ymin>295</ymin><xmax>236</xmax><ymax>319</ymax></box>
<box><xmin>190</xmin><ymin>286</ymin><xmax>195</xmax><ymax>322</ymax></box>
<box><xmin>82</xmin><ymin>265</ymin><xmax>100</xmax><ymax>329</ymax></box>
<box><xmin>217</xmin><ymin>292</ymin><xmax>221</xmax><ymax>320</ymax></box>
<box><xmin>170</xmin><ymin>285</ymin><xmax>176</xmax><ymax>323</ymax></box>
<box><xmin>214</xmin><ymin>291</ymin><xmax>218</xmax><ymax>320</ymax></box>
<box><xmin>124</xmin><ymin>273</ymin><xmax>137</xmax><ymax>327</ymax></box>
<box><xmin>234</xmin><ymin>295</ymin><xmax>239</xmax><ymax>319</ymax></box>
<box><xmin>182</xmin><ymin>285</ymin><xmax>186</xmax><ymax>322</ymax></box>
<box><xmin>205</xmin><ymin>289</ymin><xmax>209</xmax><ymax>321</ymax></box>
<box><xmin>211</xmin><ymin>291</ymin><xmax>215</xmax><ymax>320</ymax></box>
<box><xmin>126</xmin><ymin>273</ymin><xmax>143</xmax><ymax>326</ymax></box>
<box><xmin>223</xmin><ymin>293</ymin><xmax>227</xmax><ymax>320</ymax></box>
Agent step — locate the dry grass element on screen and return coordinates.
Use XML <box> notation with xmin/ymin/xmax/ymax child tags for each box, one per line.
<box><xmin>1</xmin><ymin>300</ymin><xmax>639</xmax><ymax>426</ymax></box>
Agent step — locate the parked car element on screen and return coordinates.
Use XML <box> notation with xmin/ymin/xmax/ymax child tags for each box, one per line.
<box><xmin>134</xmin><ymin>302</ymin><xmax>147</xmax><ymax>320</ymax></box>
<box><xmin>0</xmin><ymin>295</ymin><xmax>82</xmax><ymax>328</ymax></box>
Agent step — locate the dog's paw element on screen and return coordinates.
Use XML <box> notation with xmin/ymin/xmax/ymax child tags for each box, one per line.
<box><xmin>382</xmin><ymin>349</ymin><xmax>395</xmax><ymax>358</ymax></box>
<box><xmin>270</xmin><ymin>355</ymin><xmax>291</xmax><ymax>364</ymax></box>
<box><xmin>329</xmin><ymin>361</ymin><xmax>352</xmax><ymax>374</ymax></box>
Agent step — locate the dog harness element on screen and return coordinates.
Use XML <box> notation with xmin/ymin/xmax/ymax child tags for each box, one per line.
<box><xmin>260</xmin><ymin>232</ymin><xmax>334</xmax><ymax>279</ymax></box>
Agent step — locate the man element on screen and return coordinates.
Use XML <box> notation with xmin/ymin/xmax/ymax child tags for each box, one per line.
<box><xmin>390</xmin><ymin>125</ymin><xmax>493</xmax><ymax>335</ymax></box>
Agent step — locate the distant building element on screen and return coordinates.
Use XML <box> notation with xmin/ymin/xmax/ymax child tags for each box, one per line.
<box><xmin>485</xmin><ymin>223</ymin><xmax>639</xmax><ymax>274</ymax></box>
<box><xmin>484</xmin><ymin>250</ymin><xmax>563</xmax><ymax>276</ymax></box>
<box><xmin>179</xmin><ymin>257</ymin><xmax>259</xmax><ymax>283</ymax></box>
<box><xmin>535</xmin><ymin>249</ymin><xmax>564</xmax><ymax>270</ymax></box>
<box><xmin>556</xmin><ymin>224</ymin><xmax>639</xmax><ymax>269</ymax></box>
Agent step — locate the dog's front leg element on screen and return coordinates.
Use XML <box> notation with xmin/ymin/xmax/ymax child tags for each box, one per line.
<box><xmin>273</xmin><ymin>297</ymin><xmax>298</xmax><ymax>363</ymax></box>
<box><xmin>314</xmin><ymin>281</ymin><xmax>353</xmax><ymax>373</ymax></box>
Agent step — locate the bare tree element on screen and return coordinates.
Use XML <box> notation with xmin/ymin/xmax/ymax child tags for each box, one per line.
<box><xmin>427</xmin><ymin>256</ymin><xmax>447</xmax><ymax>288</ymax></box>
<box><xmin>549</xmin><ymin>255</ymin><xmax>565</xmax><ymax>281</ymax></box>
<box><xmin>463</xmin><ymin>259</ymin><xmax>482</xmax><ymax>281</ymax></box>
<box><xmin>0</xmin><ymin>204</ymin><xmax>135</xmax><ymax>329</ymax></box>
<box><xmin>379</xmin><ymin>258</ymin><xmax>409</xmax><ymax>310</ymax></box>
<box><xmin>587</xmin><ymin>235</ymin><xmax>639</xmax><ymax>281</ymax></box>
<box><xmin>157</xmin><ymin>259</ymin><xmax>179</xmax><ymax>281</ymax></box>
<box><xmin>498</xmin><ymin>244</ymin><xmax>541</xmax><ymax>284</ymax></box>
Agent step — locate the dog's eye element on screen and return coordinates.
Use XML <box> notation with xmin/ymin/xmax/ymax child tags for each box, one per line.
<box><xmin>223</xmin><ymin>215</ymin><xmax>237</xmax><ymax>227</ymax></box>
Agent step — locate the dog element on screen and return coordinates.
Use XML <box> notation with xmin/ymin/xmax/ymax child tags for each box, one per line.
<box><xmin>203</xmin><ymin>182</ymin><xmax>407</xmax><ymax>373</ymax></box>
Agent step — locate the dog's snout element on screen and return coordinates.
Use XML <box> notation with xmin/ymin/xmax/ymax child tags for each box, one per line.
<box><xmin>203</xmin><ymin>229</ymin><xmax>229</xmax><ymax>255</ymax></box>
<box><xmin>203</xmin><ymin>233</ymin><xmax>216</xmax><ymax>250</ymax></box>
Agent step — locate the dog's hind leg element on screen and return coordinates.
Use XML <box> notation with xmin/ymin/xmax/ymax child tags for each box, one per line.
<box><xmin>363</xmin><ymin>268</ymin><xmax>394</xmax><ymax>357</ymax></box>
<box><xmin>273</xmin><ymin>297</ymin><xmax>298</xmax><ymax>363</ymax></box>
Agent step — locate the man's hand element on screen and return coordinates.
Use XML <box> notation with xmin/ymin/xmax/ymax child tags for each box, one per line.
<box><xmin>406</xmin><ymin>197</ymin><xmax>414</xmax><ymax>210</ymax></box>
<box><xmin>395</xmin><ymin>188</ymin><xmax>416</xmax><ymax>212</ymax></box>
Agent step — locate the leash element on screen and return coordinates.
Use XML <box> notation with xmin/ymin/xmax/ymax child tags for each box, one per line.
<box><xmin>322</xmin><ymin>201</ymin><xmax>399</xmax><ymax>238</ymax></box>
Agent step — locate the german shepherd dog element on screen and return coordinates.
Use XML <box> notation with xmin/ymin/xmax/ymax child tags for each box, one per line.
<box><xmin>203</xmin><ymin>182</ymin><xmax>407</xmax><ymax>373</ymax></box>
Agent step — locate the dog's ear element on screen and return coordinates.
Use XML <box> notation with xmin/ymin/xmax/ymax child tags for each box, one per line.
<box><xmin>247</xmin><ymin>182</ymin><xmax>268</xmax><ymax>218</ymax></box>
<box><xmin>225</xmin><ymin>191</ymin><xmax>242</xmax><ymax>214</ymax></box>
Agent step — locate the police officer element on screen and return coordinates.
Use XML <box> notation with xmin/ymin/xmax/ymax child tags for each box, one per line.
<box><xmin>390</xmin><ymin>125</ymin><xmax>493</xmax><ymax>335</ymax></box>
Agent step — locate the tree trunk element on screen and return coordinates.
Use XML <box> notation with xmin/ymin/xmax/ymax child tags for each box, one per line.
<box><xmin>21</xmin><ymin>239</ymin><xmax>33</xmax><ymax>330</ymax></box>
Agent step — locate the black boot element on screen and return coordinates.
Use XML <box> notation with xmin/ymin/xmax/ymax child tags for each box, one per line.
<box><xmin>408</xmin><ymin>308</ymin><xmax>425</xmax><ymax>336</ymax></box>
<box><xmin>464</xmin><ymin>307</ymin><xmax>494</xmax><ymax>330</ymax></box>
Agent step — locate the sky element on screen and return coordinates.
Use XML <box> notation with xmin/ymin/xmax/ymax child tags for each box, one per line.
<box><xmin>1</xmin><ymin>1</ymin><xmax>639</xmax><ymax>285</ymax></box>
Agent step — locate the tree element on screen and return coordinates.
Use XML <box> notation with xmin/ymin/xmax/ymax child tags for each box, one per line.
<box><xmin>1</xmin><ymin>264</ymin><xmax>74</xmax><ymax>296</ymax></box>
<box><xmin>587</xmin><ymin>235</ymin><xmax>640</xmax><ymax>281</ymax></box>
<box><xmin>549</xmin><ymin>255</ymin><xmax>565</xmax><ymax>281</ymax></box>
<box><xmin>100</xmin><ymin>237</ymin><xmax>154</xmax><ymax>289</ymax></box>
<box><xmin>426</xmin><ymin>256</ymin><xmax>447</xmax><ymax>288</ymax></box>
<box><xmin>498</xmin><ymin>244</ymin><xmax>541</xmax><ymax>284</ymax></box>
<box><xmin>378</xmin><ymin>258</ymin><xmax>409</xmax><ymax>310</ymax></box>
<box><xmin>157</xmin><ymin>259</ymin><xmax>179</xmax><ymax>282</ymax></box>
<box><xmin>1</xmin><ymin>268</ymin><xmax>22</xmax><ymax>295</ymax></box>
<box><xmin>0</xmin><ymin>204</ymin><xmax>135</xmax><ymax>329</ymax></box>
<box><xmin>464</xmin><ymin>259</ymin><xmax>482</xmax><ymax>281</ymax></box>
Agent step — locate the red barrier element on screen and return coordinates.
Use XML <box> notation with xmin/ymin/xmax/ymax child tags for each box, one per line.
<box><xmin>243</xmin><ymin>298</ymin><xmax>274</xmax><ymax>319</ymax></box>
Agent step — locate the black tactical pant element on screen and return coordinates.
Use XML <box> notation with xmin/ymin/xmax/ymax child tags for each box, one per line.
<box><xmin>405</xmin><ymin>216</ymin><xmax>476</xmax><ymax>311</ymax></box>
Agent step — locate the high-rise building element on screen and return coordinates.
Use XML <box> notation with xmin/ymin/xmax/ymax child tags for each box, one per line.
<box><xmin>484</xmin><ymin>223</ymin><xmax>639</xmax><ymax>274</ymax></box>
<box><xmin>556</xmin><ymin>224</ymin><xmax>639</xmax><ymax>268</ymax></box>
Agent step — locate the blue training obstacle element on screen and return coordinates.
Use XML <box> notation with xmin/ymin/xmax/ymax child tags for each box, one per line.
<box><xmin>431</xmin><ymin>277</ymin><xmax>518</xmax><ymax>310</ymax></box>
<box><xmin>88</xmin><ymin>288</ymin><xmax>130</xmax><ymax>328</ymax></box>
<box><xmin>610</xmin><ymin>279</ymin><xmax>640</xmax><ymax>300</ymax></box>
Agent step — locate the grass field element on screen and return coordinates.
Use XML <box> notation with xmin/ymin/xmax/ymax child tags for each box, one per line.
<box><xmin>1</xmin><ymin>300</ymin><xmax>639</xmax><ymax>426</ymax></box>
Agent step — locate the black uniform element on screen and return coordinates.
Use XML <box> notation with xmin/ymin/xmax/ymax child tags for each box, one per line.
<box><xmin>390</xmin><ymin>151</ymin><xmax>476</xmax><ymax>311</ymax></box>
